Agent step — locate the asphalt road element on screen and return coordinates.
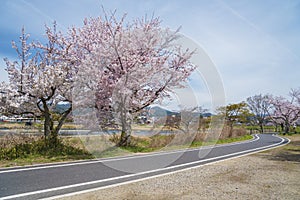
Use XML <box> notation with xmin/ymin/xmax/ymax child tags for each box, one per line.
<box><xmin>0</xmin><ymin>134</ymin><xmax>289</xmax><ymax>200</ymax></box>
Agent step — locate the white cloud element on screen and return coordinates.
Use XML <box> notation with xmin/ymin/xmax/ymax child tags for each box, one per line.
<box><xmin>0</xmin><ymin>57</ymin><xmax>8</xmax><ymax>82</ymax></box>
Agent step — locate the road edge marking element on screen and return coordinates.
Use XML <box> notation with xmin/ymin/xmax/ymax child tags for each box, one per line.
<box><xmin>1</xmin><ymin>135</ymin><xmax>289</xmax><ymax>200</ymax></box>
<box><xmin>42</xmin><ymin>135</ymin><xmax>289</xmax><ymax>200</ymax></box>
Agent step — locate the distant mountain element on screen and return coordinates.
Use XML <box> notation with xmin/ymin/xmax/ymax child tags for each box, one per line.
<box><xmin>202</xmin><ymin>113</ymin><xmax>213</xmax><ymax>117</ymax></box>
<box><xmin>53</xmin><ymin>103</ymin><xmax>213</xmax><ymax>118</ymax></box>
<box><xmin>54</xmin><ymin>103</ymin><xmax>71</xmax><ymax>114</ymax></box>
<box><xmin>146</xmin><ymin>106</ymin><xmax>212</xmax><ymax>118</ymax></box>
<box><xmin>146</xmin><ymin>106</ymin><xmax>178</xmax><ymax>117</ymax></box>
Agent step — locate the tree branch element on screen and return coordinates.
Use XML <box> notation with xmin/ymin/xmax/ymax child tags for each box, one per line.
<box><xmin>54</xmin><ymin>106</ymin><xmax>72</xmax><ymax>134</ymax></box>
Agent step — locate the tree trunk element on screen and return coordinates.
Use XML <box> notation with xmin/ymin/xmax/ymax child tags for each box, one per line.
<box><xmin>44</xmin><ymin>111</ymin><xmax>51</xmax><ymax>139</ymax></box>
<box><xmin>284</xmin><ymin>121</ymin><xmax>290</xmax><ymax>134</ymax></box>
<box><xmin>118</xmin><ymin>119</ymin><xmax>132</xmax><ymax>147</ymax></box>
<box><xmin>119</xmin><ymin>130</ymin><xmax>131</xmax><ymax>147</ymax></box>
<box><xmin>42</xmin><ymin>99</ymin><xmax>52</xmax><ymax>140</ymax></box>
<box><xmin>118</xmin><ymin>110</ymin><xmax>132</xmax><ymax>147</ymax></box>
<box><xmin>228</xmin><ymin>121</ymin><xmax>234</xmax><ymax>138</ymax></box>
<box><xmin>281</xmin><ymin>123</ymin><xmax>284</xmax><ymax>132</ymax></box>
<box><xmin>42</xmin><ymin>101</ymin><xmax>72</xmax><ymax>148</ymax></box>
<box><xmin>115</xmin><ymin>89</ymin><xmax>132</xmax><ymax>147</ymax></box>
<box><xmin>43</xmin><ymin>112</ymin><xmax>60</xmax><ymax>148</ymax></box>
<box><xmin>260</xmin><ymin>124</ymin><xmax>264</xmax><ymax>133</ymax></box>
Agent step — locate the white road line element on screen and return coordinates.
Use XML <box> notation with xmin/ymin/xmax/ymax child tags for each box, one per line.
<box><xmin>43</xmin><ymin>136</ymin><xmax>290</xmax><ymax>200</ymax></box>
<box><xmin>0</xmin><ymin>135</ymin><xmax>288</xmax><ymax>200</ymax></box>
<box><xmin>0</xmin><ymin>134</ymin><xmax>259</xmax><ymax>174</ymax></box>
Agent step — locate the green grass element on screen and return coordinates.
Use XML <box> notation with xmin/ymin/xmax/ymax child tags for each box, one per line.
<box><xmin>119</xmin><ymin>145</ymin><xmax>155</xmax><ymax>153</ymax></box>
<box><xmin>119</xmin><ymin>134</ymin><xmax>254</xmax><ymax>154</ymax></box>
<box><xmin>277</xmin><ymin>127</ymin><xmax>300</xmax><ymax>135</ymax></box>
<box><xmin>91</xmin><ymin>147</ymin><xmax>134</xmax><ymax>158</ymax></box>
<box><xmin>191</xmin><ymin>134</ymin><xmax>253</xmax><ymax>147</ymax></box>
<box><xmin>0</xmin><ymin>138</ymin><xmax>93</xmax><ymax>167</ymax></box>
<box><xmin>0</xmin><ymin>154</ymin><xmax>93</xmax><ymax>168</ymax></box>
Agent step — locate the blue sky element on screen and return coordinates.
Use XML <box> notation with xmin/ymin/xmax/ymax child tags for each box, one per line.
<box><xmin>1</xmin><ymin>0</ymin><xmax>300</xmax><ymax>108</ymax></box>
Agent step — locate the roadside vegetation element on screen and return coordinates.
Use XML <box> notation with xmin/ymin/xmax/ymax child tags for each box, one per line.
<box><xmin>0</xmin><ymin>121</ymin><xmax>253</xmax><ymax>167</ymax></box>
<box><xmin>1</xmin><ymin>120</ymin><xmax>299</xmax><ymax>167</ymax></box>
<box><xmin>0</xmin><ymin>133</ymin><xmax>93</xmax><ymax>167</ymax></box>
<box><xmin>244</xmin><ymin>125</ymin><xmax>300</xmax><ymax>135</ymax></box>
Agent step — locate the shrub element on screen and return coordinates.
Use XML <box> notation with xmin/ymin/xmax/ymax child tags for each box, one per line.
<box><xmin>149</xmin><ymin>134</ymin><xmax>175</xmax><ymax>148</ymax></box>
<box><xmin>0</xmin><ymin>134</ymin><xmax>92</xmax><ymax>160</ymax></box>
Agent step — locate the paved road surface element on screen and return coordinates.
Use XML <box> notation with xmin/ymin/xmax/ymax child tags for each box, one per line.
<box><xmin>0</xmin><ymin>134</ymin><xmax>289</xmax><ymax>200</ymax></box>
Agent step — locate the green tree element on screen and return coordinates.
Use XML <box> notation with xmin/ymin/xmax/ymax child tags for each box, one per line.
<box><xmin>217</xmin><ymin>102</ymin><xmax>252</xmax><ymax>136</ymax></box>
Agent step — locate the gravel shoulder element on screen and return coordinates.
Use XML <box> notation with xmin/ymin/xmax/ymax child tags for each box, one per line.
<box><xmin>58</xmin><ymin>135</ymin><xmax>300</xmax><ymax>200</ymax></box>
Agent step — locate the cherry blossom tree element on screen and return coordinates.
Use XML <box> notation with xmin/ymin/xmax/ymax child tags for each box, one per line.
<box><xmin>73</xmin><ymin>12</ymin><xmax>196</xmax><ymax>146</ymax></box>
<box><xmin>246</xmin><ymin>94</ymin><xmax>272</xmax><ymax>133</ymax></box>
<box><xmin>268</xmin><ymin>89</ymin><xmax>300</xmax><ymax>134</ymax></box>
<box><xmin>1</xmin><ymin>11</ymin><xmax>196</xmax><ymax>148</ymax></box>
<box><xmin>291</xmin><ymin>88</ymin><xmax>300</xmax><ymax>104</ymax></box>
<box><xmin>0</xmin><ymin>25</ymin><xmax>75</xmax><ymax>146</ymax></box>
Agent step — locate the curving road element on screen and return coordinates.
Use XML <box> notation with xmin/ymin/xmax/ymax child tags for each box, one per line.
<box><xmin>0</xmin><ymin>134</ymin><xmax>289</xmax><ymax>200</ymax></box>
